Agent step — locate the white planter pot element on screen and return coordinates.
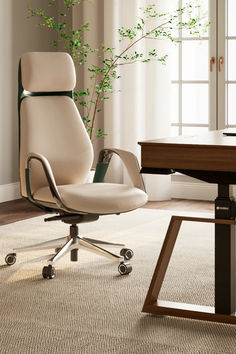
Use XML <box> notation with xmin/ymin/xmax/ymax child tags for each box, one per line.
<box><xmin>86</xmin><ymin>169</ymin><xmax>95</xmax><ymax>183</ymax></box>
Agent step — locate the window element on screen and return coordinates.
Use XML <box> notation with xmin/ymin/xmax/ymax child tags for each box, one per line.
<box><xmin>170</xmin><ymin>0</ymin><xmax>236</xmax><ymax>136</ymax></box>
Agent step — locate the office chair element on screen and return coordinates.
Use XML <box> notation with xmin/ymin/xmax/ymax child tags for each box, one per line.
<box><xmin>5</xmin><ymin>52</ymin><xmax>148</xmax><ymax>279</ymax></box>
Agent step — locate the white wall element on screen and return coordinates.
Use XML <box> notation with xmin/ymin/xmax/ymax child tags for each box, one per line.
<box><xmin>0</xmin><ymin>0</ymin><xmax>57</xmax><ymax>201</ymax></box>
<box><xmin>72</xmin><ymin>0</ymin><xmax>104</xmax><ymax>163</ymax></box>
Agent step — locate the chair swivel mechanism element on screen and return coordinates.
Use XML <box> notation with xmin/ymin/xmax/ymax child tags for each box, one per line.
<box><xmin>5</xmin><ymin>52</ymin><xmax>148</xmax><ymax>279</ymax></box>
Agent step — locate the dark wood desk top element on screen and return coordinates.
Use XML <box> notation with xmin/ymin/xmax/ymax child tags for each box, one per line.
<box><xmin>139</xmin><ymin>129</ymin><xmax>236</xmax><ymax>174</ymax></box>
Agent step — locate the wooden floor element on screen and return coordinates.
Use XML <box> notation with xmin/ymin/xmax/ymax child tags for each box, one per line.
<box><xmin>0</xmin><ymin>198</ymin><xmax>214</xmax><ymax>226</ymax></box>
<box><xmin>0</xmin><ymin>199</ymin><xmax>44</xmax><ymax>226</ymax></box>
<box><xmin>142</xmin><ymin>199</ymin><xmax>214</xmax><ymax>213</ymax></box>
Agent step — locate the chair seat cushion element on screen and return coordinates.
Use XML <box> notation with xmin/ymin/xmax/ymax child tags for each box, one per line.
<box><xmin>33</xmin><ymin>183</ymin><xmax>148</xmax><ymax>214</ymax></box>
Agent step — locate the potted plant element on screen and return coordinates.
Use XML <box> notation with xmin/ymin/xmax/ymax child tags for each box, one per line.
<box><xmin>27</xmin><ymin>0</ymin><xmax>208</xmax><ymax>143</ymax></box>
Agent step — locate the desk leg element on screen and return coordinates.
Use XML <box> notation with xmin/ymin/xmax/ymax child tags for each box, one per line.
<box><xmin>215</xmin><ymin>184</ymin><xmax>236</xmax><ymax>314</ymax></box>
<box><xmin>142</xmin><ymin>213</ymin><xmax>236</xmax><ymax>324</ymax></box>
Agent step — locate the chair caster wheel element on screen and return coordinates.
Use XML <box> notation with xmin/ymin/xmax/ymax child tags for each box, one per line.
<box><xmin>118</xmin><ymin>262</ymin><xmax>132</xmax><ymax>275</ymax></box>
<box><xmin>5</xmin><ymin>253</ymin><xmax>16</xmax><ymax>265</ymax></box>
<box><xmin>120</xmin><ymin>248</ymin><xmax>134</xmax><ymax>260</ymax></box>
<box><xmin>42</xmin><ymin>265</ymin><xmax>55</xmax><ymax>279</ymax></box>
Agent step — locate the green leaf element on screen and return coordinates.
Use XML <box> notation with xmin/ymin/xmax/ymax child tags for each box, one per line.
<box><xmin>82</xmin><ymin>23</ymin><xmax>89</xmax><ymax>30</ymax></box>
<box><xmin>136</xmin><ymin>23</ymin><xmax>142</xmax><ymax>30</ymax></box>
<box><xmin>50</xmin><ymin>40</ymin><xmax>58</xmax><ymax>47</ymax></box>
<box><xmin>148</xmin><ymin>49</ymin><xmax>158</xmax><ymax>57</ymax></box>
<box><xmin>96</xmin><ymin>129</ymin><xmax>107</xmax><ymax>138</ymax></box>
<box><xmin>118</xmin><ymin>26</ymin><xmax>137</xmax><ymax>39</ymax></box>
<box><xmin>79</xmin><ymin>101</ymin><xmax>87</xmax><ymax>107</ymax></box>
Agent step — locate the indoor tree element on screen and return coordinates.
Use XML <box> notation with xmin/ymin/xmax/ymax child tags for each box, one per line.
<box><xmin>28</xmin><ymin>0</ymin><xmax>208</xmax><ymax>141</ymax></box>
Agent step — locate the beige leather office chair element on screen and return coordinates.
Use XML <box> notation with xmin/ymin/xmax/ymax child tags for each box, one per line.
<box><xmin>5</xmin><ymin>52</ymin><xmax>148</xmax><ymax>279</ymax></box>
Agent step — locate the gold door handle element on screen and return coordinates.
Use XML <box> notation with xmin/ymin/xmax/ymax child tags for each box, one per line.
<box><xmin>219</xmin><ymin>56</ymin><xmax>223</xmax><ymax>72</ymax></box>
<box><xmin>210</xmin><ymin>57</ymin><xmax>215</xmax><ymax>72</ymax></box>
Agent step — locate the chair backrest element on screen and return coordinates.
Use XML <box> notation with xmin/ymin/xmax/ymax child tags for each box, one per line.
<box><xmin>19</xmin><ymin>52</ymin><xmax>94</xmax><ymax>198</ymax></box>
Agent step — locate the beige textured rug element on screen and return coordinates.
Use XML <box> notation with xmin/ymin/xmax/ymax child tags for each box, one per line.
<box><xmin>0</xmin><ymin>208</ymin><xmax>236</xmax><ymax>353</ymax></box>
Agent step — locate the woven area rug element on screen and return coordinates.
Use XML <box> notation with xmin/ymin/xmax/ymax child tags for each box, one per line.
<box><xmin>0</xmin><ymin>208</ymin><xmax>235</xmax><ymax>353</ymax></box>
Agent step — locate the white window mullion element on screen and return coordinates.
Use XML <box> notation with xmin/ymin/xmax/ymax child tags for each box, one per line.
<box><xmin>209</xmin><ymin>0</ymin><xmax>217</xmax><ymax>130</ymax></box>
<box><xmin>217</xmin><ymin>0</ymin><xmax>226</xmax><ymax>129</ymax></box>
<box><xmin>179</xmin><ymin>40</ymin><xmax>183</xmax><ymax>136</ymax></box>
<box><xmin>178</xmin><ymin>0</ymin><xmax>182</xmax><ymax>136</ymax></box>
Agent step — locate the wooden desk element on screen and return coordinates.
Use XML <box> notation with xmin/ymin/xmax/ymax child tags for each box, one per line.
<box><xmin>139</xmin><ymin>129</ymin><xmax>236</xmax><ymax>324</ymax></box>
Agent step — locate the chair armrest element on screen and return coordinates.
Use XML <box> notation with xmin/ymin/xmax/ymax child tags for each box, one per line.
<box><xmin>25</xmin><ymin>152</ymin><xmax>64</xmax><ymax>209</ymax></box>
<box><xmin>93</xmin><ymin>148</ymin><xmax>146</xmax><ymax>192</ymax></box>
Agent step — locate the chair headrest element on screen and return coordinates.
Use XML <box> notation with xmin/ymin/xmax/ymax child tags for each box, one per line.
<box><xmin>21</xmin><ymin>52</ymin><xmax>76</xmax><ymax>92</ymax></box>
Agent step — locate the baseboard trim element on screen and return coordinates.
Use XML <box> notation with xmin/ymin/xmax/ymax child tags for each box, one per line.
<box><xmin>171</xmin><ymin>181</ymin><xmax>218</xmax><ymax>201</ymax></box>
<box><xmin>0</xmin><ymin>182</ymin><xmax>21</xmax><ymax>203</ymax></box>
<box><xmin>0</xmin><ymin>180</ymin><xmax>232</xmax><ymax>203</ymax></box>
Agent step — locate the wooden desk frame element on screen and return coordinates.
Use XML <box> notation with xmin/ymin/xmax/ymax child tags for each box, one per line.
<box><xmin>142</xmin><ymin>215</ymin><xmax>236</xmax><ymax>324</ymax></box>
<box><xmin>139</xmin><ymin>131</ymin><xmax>236</xmax><ymax>324</ymax></box>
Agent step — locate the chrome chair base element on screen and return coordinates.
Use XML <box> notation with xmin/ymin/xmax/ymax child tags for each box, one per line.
<box><xmin>5</xmin><ymin>224</ymin><xmax>133</xmax><ymax>278</ymax></box>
